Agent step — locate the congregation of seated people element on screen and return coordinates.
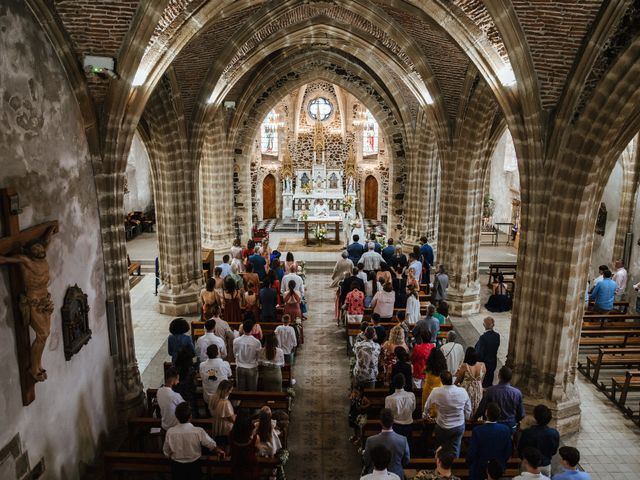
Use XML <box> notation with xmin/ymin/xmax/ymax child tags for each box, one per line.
<box><xmin>334</xmin><ymin>234</ymin><xmax>592</xmax><ymax>480</ymax></box>
<box><xmin>157</xmin><ymin>238</ymin><xmax>305</xmax><ymax>478</ymax></box>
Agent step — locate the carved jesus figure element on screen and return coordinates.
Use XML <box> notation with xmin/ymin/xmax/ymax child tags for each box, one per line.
<box><xmin>0</xmin><ymin>225</ymin><xmax>57</xmax><ymax>382</ymax></box>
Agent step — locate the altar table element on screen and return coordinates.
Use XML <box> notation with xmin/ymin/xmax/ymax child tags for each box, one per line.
<box><xmin>301</xmin><ymin>216</ymin><xmax>342</xmax><ymax>246</ymax></box>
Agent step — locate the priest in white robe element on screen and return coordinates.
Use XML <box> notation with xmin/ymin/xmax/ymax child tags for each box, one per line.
<box><xmin>313</xmin><ymin>199</ymin><xmax>329</xmax><ymax>217</ymax></box>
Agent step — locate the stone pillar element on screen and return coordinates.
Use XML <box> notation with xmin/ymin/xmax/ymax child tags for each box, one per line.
<box><xmin>437</xmin><ymin>80</ymin><xmax>500</xmax><ymax>316</ymax></box>
<box><xmin>612</xmin><ymin>137</ymin><xmax>639</xmax><ymax>262</ymax></box>
<box><xmin>403</xmin><ymin>113</ymin><xmax>439</xmax><ymax>249</ymax></box>
<box><xmin>95</xmin><ymin>172</ymin><xmax>144</xmax><ymax>418</ymax></box>
<box><xmin>146</xmin><ymin>80</ymin><xmax>201</xmax><ymax>315</ymax></box>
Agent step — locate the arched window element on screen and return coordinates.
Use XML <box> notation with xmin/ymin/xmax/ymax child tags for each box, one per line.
<box><xmin>362</xmin><ymin>110</ymin><xmax>379</xmax><ymax>155</ymax></box>
<box><xmin>308</xmin><ymin>97</ymin><xmax>333</xmax><ymax>121</ymax></box>
<box><xmin>261</xmin><ymin>110</ymin><xmax>278</xmax><ymax>154</ymax></box>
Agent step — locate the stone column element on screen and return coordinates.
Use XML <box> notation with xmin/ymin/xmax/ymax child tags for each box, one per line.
<box><xmin>612</xmin><ymin>137</ymin><xmax>639</xmax><ymax>262</ymax></box>
<box><xmin>145</xmin><ymin>80</ymin><xmax>201</xmax><ymax>315</ymax></box>
<box><xmin>437</xmin><ymin>80</ymin><xmax>500</xmax><ymax>315</ymax></box>
<box><xmin>95</xmin><ymin>172</ymin><xmax>144</xmax><ymax>418</ymax></box>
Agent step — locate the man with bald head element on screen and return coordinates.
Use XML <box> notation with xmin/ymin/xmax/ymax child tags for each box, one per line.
<box><xmin>475</xmin><ymin>316</ymin><xmax>500</xmax><ymax>387</ymax></box>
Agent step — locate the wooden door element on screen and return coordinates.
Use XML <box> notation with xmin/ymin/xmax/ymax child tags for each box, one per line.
<box><xmin>262</xmin><ymin>174</ymin><xmax>276</xmax><ymax>218</ymax></box>
<box><xmin>364</xmin><ymin>175</ymin><xmax>378</xmax><ymax>219</ymax></box>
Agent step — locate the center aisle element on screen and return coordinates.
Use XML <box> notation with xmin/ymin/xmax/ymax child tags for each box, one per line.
<box><xmin>285</xmin><ymin>270</ymin><xmax>363</xmax><ymax>479</ymax></box>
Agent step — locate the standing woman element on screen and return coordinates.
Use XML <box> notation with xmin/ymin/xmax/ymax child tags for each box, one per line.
<box><xmin>405</xmin><ymin>284</ymin><xmax>421</xmax><ymax>327</ymax></box>
<box><xmin>255</xmin><ymin>406</ymin><xmax>283</xmax><ymax>457</ymax></box>
<box><xmin>454</xmin><ymin>347</ymin><xmax>485</xmax><ymax>416</ymax></box>
<box><xmin>242</xmin><ymin>282</ymin><xmax>262</xmax><ymax>325</ymax></box>
<box><xmin>242</xmin><ymin>239</ymin><xmax>256</xmax><ymax>264</ymax></box>
<box><xmin>364</xmin><ymin>271</ymin><xmax>382</xmax><ymax>308</ymax></box>
<box><xmin>421</xmin><ymin>349</ymin><xmax>447</xmax><ymax>415</ymax></box>
<box><xmin>258</xmin><ymin>334</ymin><xmax>285</xmax><ymax>392</ymax></box>
<box><xmin>230</xmin><ymin>411</ymin><xmax>260</xmax><ymax>480</ymax></box>
<box><xmin>200</xmin><ymin>277</ymin><xmax>218</xmax><ymax>320</ymax></box>
<box><xmin>380</xmin><ymin>325</ymin><xmax>409</xmax><ymax>384</ymax></box>
<box><xmin>370</xmin><ymin>282</ymin><xmax>396</xmax><ymax>322</ymax></box>
<box><xmin>283</xmin><ymin>279</ymin><xmax>302</xmax><ymax>321</ymax></box>
<box><xmin>267</xmin><ymin>269</ymin><xmax>281</xmax><ymax>306</ymax></box>
<box><xmin>392</xmin><ymin>246</ymin><xmax>408</xmax><ymax>273</ymax></box>
<box><xmin>260</xmin><ymin>238</ymin><xmax>272</xmax><ymax>265</ymax></box>
<box><xmin>208</xmin><ymin>380</ymin><xmax>236</xmax><ymax>445</ymax></box>
<box><xmin>284</xmin><ymin>252</ymin><xmax>298</xmax><ymax>272</ymax></box>
<box><xmin>167</xmin><ymin>318</ymin><xmax>195</xmax><ymax>365</ymax></box>
<box><xmin>222</xmin><ymin>276</ymin><xmax>243</xmax><ymax>325</ymax></box>
<box><xmin>230</xmin><ymin>238</ymin><xmax>244</xmax><ymax>269</ymax></box>
<box><xmin>406</xmin><ymin>267</ymin><xmax>420</xmax><ymax>293</ymax></box>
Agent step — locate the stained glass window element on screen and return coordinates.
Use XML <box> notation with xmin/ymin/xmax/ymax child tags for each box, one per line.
<box><xmin>363</xmin><ymin>110</ymin><xmax>379</xmax><ymax>155</ymax></box>
<box><xmin>261</xmin><ymin>110</ymin><xmax>278</xmax><ymax>154</ymax></box>
<box><xmin>308</xmin><ymin>97</ymin><xmax>333</xmax><ymax>121</ymax></box>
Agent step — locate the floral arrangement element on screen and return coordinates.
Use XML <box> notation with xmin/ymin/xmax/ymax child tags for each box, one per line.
<box><xmin>298</xmin><ymin>210</ymin><xmax>309</xmax><ymax>221</ymax></box>
<box><xmin>297</xmin><ymin>260</ymin><xmax>306</xmax><ymax>276</ymax></box>
<box><xmin>349</xmin><ymin>218</ymin><xmax>362</xmax><ymax>229</ymax></box>
<box><xmin>356</xmin><ymin>413</ymin><xmax>368</xmax><ymax>428</ymax></box>
<box><xmin>286</xmin><ymin>387</ymin><xmax>296</xmax><ymax>398</ymax></box>
<box><xmin>275</xmin><ymin>449</ymin><xmax>290</xmax><ymax>480</ymax></box>
<box><xmin>343</xmin><ymin>195</ymin><xmax>354</xmax><ymax>210</ymax></box>
<box><xmin>301</xmin><ymin>183</ymin><xmax>313</xmax><ymax>195</ymax></box>
<box><xmin>315</xmin><ymin>225</ymin><xmax>327</xmax><ymax>243</ymax></box>
<box><xmin>377</xmin><ymin>235</ymin><xmax>387</xmax><ymax>249</ymax></box>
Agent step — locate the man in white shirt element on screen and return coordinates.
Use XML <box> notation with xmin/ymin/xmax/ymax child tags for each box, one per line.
<box><xmin>199</xmin><ymin>344</ymin><xmax>232</xmax><ymax>403</ymax></box>
<box><xmin>195</xmin><ymin>318</ymin><xmax>226</xmax><ymax>361</ymax></box>
<box><xmin>385</xmin><ymin>374</ymin><xmax>416</xmax><ymax>440</ymax></box>
<box><xmin>361</xmin><ymin>242</ymin><xmax>384</xmax><ymax>272</ymax></box>
<box><xmin>163</xmin><ymin>402</ymin><xmax>225</xmax><ymax>479</ymax></box>
<box><xmin>423</xmin><ymin>371</ymin><xmax>472</xmax><ymax>457</ymax></box>
<box><xmin>233</xmin><ymin>320</ymin><xmax>262</xmax><ymax>390</ymax></box>
<box><xmin>513</xmin><ymin>447</ymin><xmax>550</xmax><ymax>480</ymax></box>
<box><xmin>216</xmin><ymin>254</ymin><xmax>232</xmax><ymax>278</ymax></box>
<box><xmin>157</xmin><ymin>367</ymin><xmax>184</xmax><ymax>430</ymax></box>
<box><xmin>274</xmin><ymin>314</ymin><xmax>298</xmax><ymax>364</ymax></box>
<box><xmin>440</xmin><ymin>331</ymin><xmax>465</xmax><ymax>377</ymax></box>
<box><xmin>613</xmin><ymin>259</ymin><xmax>628</xmax><ymax>301</ymax></box>
<box><xmin>361</xmin><ymin>444</ymin><xmax>401</xmax><ymax>480</ymax></box>
<box><xmin>313</xmin><ymin>198</ymin><xmax>329</xmax><ymax>217</ymax></box>
<box><xmin>281</xmin><ymin>264</ymin><xmax>305</xmax><ymax>297</ymax></box>
<box><xmin>408</xmin><ymin>252</ymin><xmax>422</xmax><ymax>284</ymax></box>
<box><xmin>356</xmin><ymin>262</ymin><xmax>368</xmax><ymax>283</ymax></box>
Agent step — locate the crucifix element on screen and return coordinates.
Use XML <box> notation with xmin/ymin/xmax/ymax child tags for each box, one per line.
<box><xmin>0</xmin><ymin>187</ymin><xmax>58</xmax><ymax>405</ymax></box>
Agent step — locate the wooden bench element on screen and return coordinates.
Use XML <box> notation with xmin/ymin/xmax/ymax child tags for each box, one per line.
<box><xmin>362</xmin><ymin>419</ymin><xmax>484</xmax><ymax>449</ymax></box>
<box><xmin>160</xmin><ymin>362</ymin><xmax>294</xmax><ymax>390</ymax></box>
<box><xmin>127</xmin><ymin>255</ymin><xmax>141</xmax><ymax>276</ymax></box>
<box><xmin>609</xmin><ymin>370</ymin><xmax>640</xmax><ymax>413</ymax></box>
<box><xmin>579</xmin><ymin>330</ymin><xmax>640</xmax><ymax>349</ymax></box>
<box><xmin>405</xmin><ymin>457</ymin><xmax>521</xmax><ymax>479</ymax></box>
<box><xmin>580</xmin><ymin>347</ymin><xmax>640</xmax><ymax>384</ymax></box>
<box><xmin>346</xmin><ymin>321</ymin><xmax>451</xmax><ymax>354</ymax></box>
<box><xmin>486</xmin><ymin>262</ymin><xmax>517</xmax><ymax>286</ymax></box>
<box><xmin>583</xmin><ymin>320</ymin><xmax>640</xmax><ymax>331</ymax></box>
<box><xmin>104</xmin><ymin>451</ymin><xmax>279</xmax><ymax>480</ymax></box>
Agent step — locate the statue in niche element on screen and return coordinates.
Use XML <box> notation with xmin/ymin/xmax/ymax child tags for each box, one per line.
<box><xmin>315</xmin><ymin>175</ymin><xmax>324</xmax><ymax>189</ymax></box>
<box><xmin>347</xmin><ymin>176</ymin><xmax>356</xmax><ymax>194</ymax></box>
<box><xmin>595</xmin><ymin>202</ymin><xmax>607</xmax><ymax>236</ymax></box>
<box><xmin>283</xmin><ymin>176</ymin><xmax>292</xmax><ymax>193</ymax></box>
<box><xmin>0</xmin><ymin>225</ymin><xmax>58</xmax><ymax>382</ymax></box>
<box><xmin>61</xmin><ymin>284</ymin><xmax>92</xmax><ymax>361</ymax></box>
<box><xmin>300</xmin><ymin>173</ymin><xmax>310</xmax><ymax>188</ymax></box>
<box><xmin>329</xmin><ymin>173</ymin><xmax>339</xmax><ymax>189</ymax></box>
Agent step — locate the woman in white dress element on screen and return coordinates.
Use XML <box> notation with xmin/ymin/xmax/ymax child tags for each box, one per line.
<box><xmin>405</xmin><ymin>284</ymin><xmax>421</xmax><ymax>326</ymax></box>
<box><xmin>351</xmin><ymin>211</ymin><xmax>366</xmax><ymax>243</ymax></box>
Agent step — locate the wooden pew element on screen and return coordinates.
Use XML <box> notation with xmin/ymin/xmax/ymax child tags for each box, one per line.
<box><xmin>587</xmin><ymin>301</ymin><xmax>630</xmax><ymax>314</ymax></box>
<box><xmin>486</xmin><ymin>262</ymin><xmax>517</xmax><ymax>286</ymax></box>
<box><xmin>581</xmin><ymin>347</ymin><xmax>640</xmax><ymax>384</ymax></box>
<box><xmin>609</xmin><ymin>370</ymin><xmax>640</xmax><ymax>413</ymax></box>
<box><xmin>362</xmin><ymin>419</ymin><xmax>484</xmax><ymax>447</ymax></box>
<box><xmin>583</xmin><ymin>320</ymin><xmax>640</xmax><ymax>331</ymax></box>
<box><xmin>405</xmin><ymin>457</ymin><xmax>521</xmax><ymax>479</ymax></box>
<box><xmin>579</xmin><ymin>329</ymin><xmax>640</xmax><ymax>349</ymax></box>
<box><xmin>345</xmin><ymin>321</ymin><xmax>451</xmax><ymax>354</ymax></box>
<box><xmin>103</xmin><ymin>451</ymin><xmax>279</xmax><ymax>480</ymax></box>
<box><xmin>127</xmin><ymin>255</ymin><xmax>141</xmax><ymax>276</ymax></box>
<box><xmin>146</xmin><ymin>388</ymin><xmax>291</xmax><ymax>417</ymax></box>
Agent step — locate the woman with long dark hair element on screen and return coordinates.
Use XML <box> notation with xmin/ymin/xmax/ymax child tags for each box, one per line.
<box><xmin>258</xmin><ymin>334</ymin><xmax>285</xmax><ymax>391</ymax></box>
<box><xmin>283</xmin><ymin>279</ymin><xmax>302</xmax><ymax>321</ymax></box>
<box><xmin>222</xmin><ymin>276</ymin><xmax>242</xmax><ymax>325</ymax></box>
<box><xmin>230</xmin><ymin>410</ymin><xmax>259</xmax><ymax>479</ymax></box>
<box><xmin>167</xmin><ymin>317</ymin><xmax>195</xmax><ymax>365</ymax></box>
<box><xmin>422</xmin><ymin>348</ymin><xmax>447</xmax><ymax>416</ymax></box>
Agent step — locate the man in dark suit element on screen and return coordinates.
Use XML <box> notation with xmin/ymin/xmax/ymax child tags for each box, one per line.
<box><xmin>347</xmin><ymin>234</ymin><xmax>365</xmax><ymax>266</ymax></box>
<box><xmin>363</xmin><ymin>408</ymin><xmax>410</xmax><ymax>479</ymax></box>
<box><xmin>340</xmin><ymin>269</ymin><xmax>365</xmax><ymax>305</ymax></box>
<box><xmin>466</xmin><ymin>403</ymin><xmax>513</xmax><ymax>480</ymax></box>
<box><xmin>475</xmin><ymin>316</ymin><xmax>500</xmax><ymax>387</ymax></box>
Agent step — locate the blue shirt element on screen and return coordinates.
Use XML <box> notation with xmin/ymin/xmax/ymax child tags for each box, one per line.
<box><xmin>590</xmin><ymin>278</ymin><xmax>616</xmax><ymax>311</ymax></box>
<box><xmin>475</xmin><ymin>382</ymin><xmax>525</xmax><ymax>426</ymax></box>
<box><xmin>553</xmin><ymin>468</ymin><xmax>592</xmax><ymax>480</ymax></box>
<box><xmin>168</xmin><ymin>334</ymin><xmax>195</xmax><ymax>365</ymax></box>
<box><xmin>347</xmin><ymin>242</ymin><xmax>365</xmax><ymax>265</ymax></box>
<box><xmin>248</xmin><ymin>254</ymin><xmax>267</xmax><ymax>280</ymax></box>
<box><xmin>419</xmin><ymin>243</ymin><xmax>434</xmax><ymax>267</ymax></box>
<box><xmin>216</xmin><ymin>262</ymin><xmax>232</xmax><ymax>278</ymax></box>
<box><xmin>382</xmin><ymin>245</ymin><xmax>396</xmax><ymax>265</ymax></box>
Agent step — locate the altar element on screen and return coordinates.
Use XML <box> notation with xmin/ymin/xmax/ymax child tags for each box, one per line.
<box><xmin>301</xmin><ymin>216</ymin><xmax>342</xmax><ymax>246</ymax></box>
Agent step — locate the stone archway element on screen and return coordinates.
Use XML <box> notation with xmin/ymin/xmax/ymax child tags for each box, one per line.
<box><xmin>262</xmin><ymin>173</ymin><xmax>277</xmax><ymax>219</ymax></box>
<box><xmin>364</xmin><ymin>175</ymin><xmax>378</xmax><ymax>219</ymax></box>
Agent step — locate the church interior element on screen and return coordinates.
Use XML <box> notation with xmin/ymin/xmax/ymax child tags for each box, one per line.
<box><xmin>1</xmin><ymin>0</ymin><xmax>640</xmax><ymax>479</ymax></box>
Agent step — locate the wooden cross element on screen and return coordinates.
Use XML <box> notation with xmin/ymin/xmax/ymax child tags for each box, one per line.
<box><xmin>0</xmin><ymin>187</ymin><xmax>58</xmax><ymax>405</ymax></box>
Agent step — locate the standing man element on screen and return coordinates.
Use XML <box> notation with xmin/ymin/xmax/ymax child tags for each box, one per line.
<box><xmin>475</xmin><ymin>366</ymin><xmax>525</xmax><ymax>432</ymax></box>
<box><xmin>195</xmin><ymin>318</ymin><xmax>226</xmax><ymax>361</ymax></box>
<box><xmin>362</xmin><ymin>408</ymin><xmax>410</xmax><ymax>479</ymax></box>
<box><xmin>216</xmin><ymin>254</ymin><xmax>232</xmax><ymax>278</ymax></box>
<box><xmin>157</xmin><ymin>367</ymin><xmax>185</xmax><ymax>430</ymax></box>
<box><xmin>248</xmin><ymin>249</ymin><xmax>268</xmax><ymax>282</ymax></box>
<box><xmin>419</xmin><ymin>236</ymin><xmax>434</xmax><ymax>285</ymax></box>
<box><xmin>467</xmin><ymin>403</ymin><xmax>513</xmax><ymax>480</ymax></box>
<box><xmin>432</xmin><ymin>265</ymin><xmax>449</xmax><ymax>304</ymax></box>
<box><xmin>163</xmin><ymin>402</ymin><xmax>225</xmax><ymax>479</ymax></box>
<box><xmin>232</xmin><ymin>320</ymin><xmax>262</xmax><ymax>390</ymax></box>
<box><xmin>423</xmin><ymin>371</ymin><xmax>472</xmax><ymax>457</ymax></box>
<box><xmin>408</xmin><ymin>252</ymin><xmax>423</xmax><ymax>284</ymax></box>
<box><xmin>281</xmin><ymin>264</ymin><xmax>305</xmax><ymax>297</ymax></box>
<box><xmin>475</xmin><ymin>316</ymin><xmax>500</xmax><ymax>387</ymax></box>
<box><xmin>613</xmin><ymin>259</ymin><xmax>628</xmax><ymax>302</ymax></box>
<box><xmin>369</xmin><ymin>233</ymin><xmax>382</xmax><ymax>254</ymax></box>
<box><xmin>348</xmin><ymin>234</ymin><xmax>366</xmax><ymax>266</ymax></box>
<box><xmin>361</xmin><ymin>242</ymin><xmax>384</xmax><ymax>272</ymax></box>
<box><xmin>589</xmin><ymin>269</ymin><xmax>616</xmax><ymax>313</ymax></box>
<box><xmin>382</xmin><ymin>238</ymin><xmax>396</xmax><ymax>265</ymax></box>
<box><xmin>441</xmin><ymin>331</ymin><xmax>465</xmax><ymax>376</ymax></box>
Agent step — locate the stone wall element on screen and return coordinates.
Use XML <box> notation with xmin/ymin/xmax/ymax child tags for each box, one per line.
<box><xmin>488</xmin><ymin>131</ymin><xmax>520</xmax><ymax>225</ymax></box>
<box><xmin>0</xmin><ymin>2</ymin><xmax>116</xmax><ymax>478</ymax></box>
<box><xmin>123</xmin><ymin>132</ymin><xmax>154</xmax><ymax>214</ymax></box>
<box><xmin>590</xmin><ymin>160</ymin><xmax>623</xmax><ymax>277</ymax></box>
